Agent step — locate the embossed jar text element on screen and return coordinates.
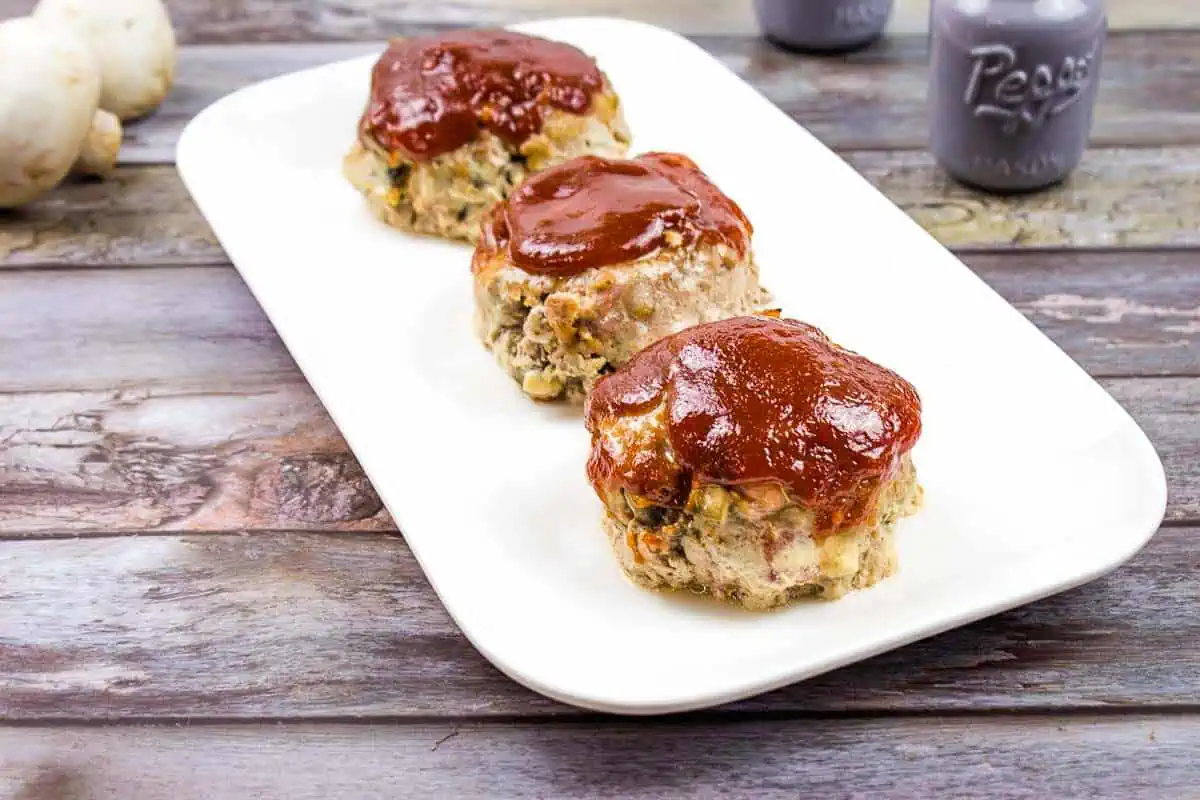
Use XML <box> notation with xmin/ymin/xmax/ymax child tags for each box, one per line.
<box><xmin>964</xmin><ymin>41</ymin><xmax>1098</xmax><ymax>135</ymax></box>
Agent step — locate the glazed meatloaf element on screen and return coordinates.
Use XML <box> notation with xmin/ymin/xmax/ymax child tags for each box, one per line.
<box><xmin>473</xmin><ymin>152</ymin><xmax>770</xmax><ymax>402</ymax></box>
<box><xmin>344</xmin><ymin>30</ymin><xmax>630</xmax><ymax>243</ymax></box>
<box><xmin>585</xmin><ymin>315</ymin><xmax>923</xmax><ymax>610</ymax></box>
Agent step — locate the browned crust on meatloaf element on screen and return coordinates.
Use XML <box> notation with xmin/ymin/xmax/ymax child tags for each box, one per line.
<box><xmin>344</xmin><ymin>89</ymin><xmax>630</xmax><ymax>243</ymax></box>
<box><xmin>473</xmin><ymin>240</ymin><xmax>770</xmax><ymax>401</ymax></box>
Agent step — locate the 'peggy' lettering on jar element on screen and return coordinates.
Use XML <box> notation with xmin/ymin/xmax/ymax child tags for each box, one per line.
<box><xmin>928</xmin><ymin>0</ymin><xmax>1107</xmax><ymax>193</ymax></box>
<box><xmin>964</xmin><ymin>41</ymin><xmax>1098</xmax><ymax>134</ymax></box>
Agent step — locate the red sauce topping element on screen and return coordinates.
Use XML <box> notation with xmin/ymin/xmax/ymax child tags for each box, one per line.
<box><xmin>360</xmin><ymin>30</ymin><xmax>604</xmax><ymax>160</ymax></box>
<box><xmin>475</xmin><ymin>153</ymin><xmax>752</xmax><ymax>277</ymax></box>
<box><xmin>586</xmin><ymin>316</ymin><xmax>922</xmax><ymax>533</ymax></box>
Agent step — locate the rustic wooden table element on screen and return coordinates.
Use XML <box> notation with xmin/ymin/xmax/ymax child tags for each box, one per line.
<box><xmin>2</xmin><ymin>1</ymin><xmax>1199</xmax><ymax>797</ymax></box>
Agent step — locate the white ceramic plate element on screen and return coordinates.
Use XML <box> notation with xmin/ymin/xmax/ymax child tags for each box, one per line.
<box><xmin>177</xmin><ymin>17</ymin><xmax>1167</xmax><ymax>714</ymax></box>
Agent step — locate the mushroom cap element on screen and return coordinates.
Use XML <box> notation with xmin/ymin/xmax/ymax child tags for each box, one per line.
<box><xmin>35</xmin><ymin>0</ymin><xmax>177</xmax><ymax>122</ymax></box>
<box><xmin>0</xmin><ymin>16</ymin><xmax>101</xmax><ymax>209</ymax></box>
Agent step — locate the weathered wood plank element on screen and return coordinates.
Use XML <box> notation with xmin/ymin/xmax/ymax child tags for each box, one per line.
<box><xmin>0</xmin><ymin>388</ymin><xmax>391</xmax><ymax>533</ymax></box>
<box><xmin>5</xmin><ymin>256</ymin><xmax>1200</xmax><ymax>391</ymax></box>
<box><xmin>852</xmin><ymin>147</ymin><xmax>1200</xmax><ymax>249</ymax></box>
<box><xmin>4</xmin><ymin>0</ymin><xmax>1196</xmax><ymax>41</ymax></box>
<box><xmin>0</xmin><ymin>267</ymin><xmax>290</xmax><ymax>393</ymax></box>
<box><xmin>0</xmin><ymin>264</ymin><xmax>1195</xmax><ymax>534</ymax></box>
<box><xmin>1</xmin><ymin>378</ymin><xmax>1192</xmax><ymax>535</ymax></box>
<box><xmin>125</xmin><ymin>43</ymin><xmax>378</xmax><ymax>164</ymax></box>
<box><xmin>5</xmin><ymin>149</ymin><xmax>1200</xmax><ymax>268</ymax></box>
<box><xmin>1</xmin><ymin>716</ymin><xmax>1196</xmax><ymax>798</ymax></box>
<box><xmin>1</xmin><ymin>523</ymin><xmax>1197</xmax><ymax>718</ymax></box>
<box><xmin>116</xmin><ymin>34</ymin><xmax>1200</xmax><ymax>164</ymax></box>
<box><xmin>0</xmin><ymin>267</ymin><xmax>390</xmax><ymax>533</ymax></box>
<box><xmin>739</xmin><ymin>31</ymin><xmax>1200</xmax><ymax>151</ymax></box>
<box><xmin>977</xmin><ymin>250</ymin><xmax>1200</xmax><ymax>377</ymax></box>
<box><xmin>0</xmin><ymin>170</ymin><xmax>218</xmax><ymax>267</ymax></box>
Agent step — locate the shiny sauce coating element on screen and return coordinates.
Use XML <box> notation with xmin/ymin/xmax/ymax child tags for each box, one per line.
<box><xmin>476</xmin><ymin>153</ymin><xmax>752</xmax><ymax>277</ymax></box>
<box><xmin>586</xmin><ymin>316</ymin><xmax>922</xmax><ymax>533</ymax></box>
<box><xmin>361</xmin><ymin>30</ymin><xmax>604</xmax><ymax>160</ymax></box>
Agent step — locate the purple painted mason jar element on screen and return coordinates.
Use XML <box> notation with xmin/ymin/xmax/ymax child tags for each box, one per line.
<box><xmin>753</xmin><ymin>0</ymin><xmax>894</xmax><ymax>52</ymax></box>
<box><xmin>929</xmin><ymin>0</ymin><xmax>1107</xmax><ymax>192</ymax></box>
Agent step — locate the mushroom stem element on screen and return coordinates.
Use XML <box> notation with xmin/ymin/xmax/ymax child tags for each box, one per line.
<box><xmin>72</xmin><ymin>109</ymin><xmax>122</xmax><ymax>177</ymax></box>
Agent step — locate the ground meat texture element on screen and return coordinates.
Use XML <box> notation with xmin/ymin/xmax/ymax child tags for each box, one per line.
<box><xmin>585</xmin><ymin>316</ymin><xmax>924</xmax><ymax>608</ymax></box>
<box><xmin>344</xmin><ymin>32</ymin><xmax>631</xmax><ymax>244</ymax></box>
<box><xmin>600</xmin><ymin>435</ymin><xmax>921</xmax><ymax>610</ymax></box>
<box><xmin>471</xmin><ymin>153</ymin><xmax>769</xmax><ymax>402</ymax></box>
<box><xmin>473</xmin><ymin>241</ymin><xmax>770</xmax><ymax>402</ymax></box>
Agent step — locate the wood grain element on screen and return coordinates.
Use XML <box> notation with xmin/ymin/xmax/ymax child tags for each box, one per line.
<box><xmin>0</xmin><ymin>170</ymin><xmax>219</xmax><ymax>267</ymax></box>
<box><xmin>6</xmin><ymin>148</ymin><xmax>1200</xmax><ymax>269</ymax></box>
<box><xmin>0</xmin><ymin>268</ymin><xmax>296</xmax><ymax>393</ymax></box>
<box><xmin>976</xmin><ymin>250</ymin><xmax>1200</xmax><ymax>378</ymax></box>
<box><xmin>0</xmin><ymin>716</ymin><xmax>1196</xmax><ymax>798</ymax></box>
<box><xmin>4</xmin><ymin>0</ymin><xmax>1197</xmax><ymax>40</ymax></box>
<box><xmin>0</xmin><ymin>262</ymin><xmax>1196</xmax><ymax>535</ymax></box>
<box><xmin>125</xmin><ymin>43</ymin><xmax>378</xmax><ymax>164</ymax></box>
<box><xmin>4</xmin><ymin>256</ymin><xmax>1199</xmax><ymax>391</ymax></box>
<box><xmin>0</xmin><ymin>268</ymin><xmax>388</xmax><ymax>533</ymax></box>
<box><xmin>2</xmin><ymin>377</ymin><xmax>1193</xmax><ymax>535</ymax></box>
<box><xmin>0</xmin><ymin>0</ymin><xmax>1194</xmax><ymax>783</ymax></box>
<box><xmin>0</xmin><ymin>387</ymin><xmax>391</xmax><ymax>533</ymax></box>
<box><xmin>730</xmin><ymin>31</ymin><xmax>1200</xmax><ymax>151</ymax></box>
<box><xmin>0</xmin><ymin>523</ymin><xmax>1197</xmax><ymax>719</ymax></box>
<box><xmin>114</xmin><ymin>33</ymin><xmax>1200</xmax><ymax>165</ymax></box>
<box><xmin>852</xmin><ymin>147</ymin><xmax>1200</xmax><ymax>249</ymax></box>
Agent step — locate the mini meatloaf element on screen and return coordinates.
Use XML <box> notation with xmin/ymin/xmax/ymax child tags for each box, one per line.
<box><xmin>344</xmin><ymin>30</ymin><xmax>631</xmax><ymax>243</ymax></box>
<box><xmin>585</xmin><ymin>315</ymin><xmax>923</xmax><ymax>610</ymax></box>
<box><xmin>472</xmin><ymin>152</ymin><xmax>770</xmax><ymax>402</ymax></box>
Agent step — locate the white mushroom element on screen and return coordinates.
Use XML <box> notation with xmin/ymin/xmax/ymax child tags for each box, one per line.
<box><xmin>0</xmin><ymin>16</ymin><xmax>123</xmax><ymax>209</ymax></box>
<box><xmin>35</xmin><ymin>0</ymin><xmax>177</xmax><ymax>121</ymax></box>
<box><xmin>74</xmin><ymin>109</ymin><xmax>124</xmax><ymax>177</ymax></box>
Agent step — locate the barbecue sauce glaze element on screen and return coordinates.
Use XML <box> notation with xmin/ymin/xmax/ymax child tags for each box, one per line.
<box><xmin>362</xmin><ymin>30</ymin><xmax>605</xmax><ymax>160</ymax></box>
<box><xmin>586</xmin><ymin>316</ymin><xmax>922</xmax><ymax>534</ymax></box>
<box><xmin>475</xmin><ymin>153</ymin><xmax>752</xmax><ymax>276</ymax></box>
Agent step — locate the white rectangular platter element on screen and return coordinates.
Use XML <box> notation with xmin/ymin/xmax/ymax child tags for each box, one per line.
<box><xmin>177</xmin><ymin>17</ymin><xmax>1167</xmax><ymax>714</ymax></box>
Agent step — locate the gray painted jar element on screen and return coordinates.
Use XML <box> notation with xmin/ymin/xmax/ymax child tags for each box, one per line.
<box><xmin>753</xmin><ymin>0</ymin><xmax>894</xmax><ymax>52</ymax></box>
<box><xmin>929</xmin><ymin>0</ymin><xmax>1107</xmax><ymax>192</ymax></box>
